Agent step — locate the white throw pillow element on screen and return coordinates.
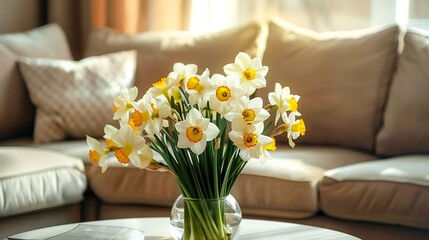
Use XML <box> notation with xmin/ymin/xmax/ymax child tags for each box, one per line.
<box><xmin>18</xmin><ymin>50</ymin><xmax>137</xmax><ymax>143</ymax></box>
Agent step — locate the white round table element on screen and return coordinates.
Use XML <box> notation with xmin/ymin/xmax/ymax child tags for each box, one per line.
<box><xmin>7</xmin><ymin>217</ymin><xmax>360</xmax><ymax>240</ymax></box>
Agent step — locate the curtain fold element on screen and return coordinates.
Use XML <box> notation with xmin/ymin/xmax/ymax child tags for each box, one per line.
<box><xmin>45</xmin><ymin>0</ymin><xmax>192</xmax><ymax>59</ymax></box>
<box><xmin>90</xmin><ymin>0</ymin><xmax>192</xmax><ymax>33</ymax></box>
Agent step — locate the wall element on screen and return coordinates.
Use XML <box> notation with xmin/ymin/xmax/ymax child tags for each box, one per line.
<box><xmin>0</xmin><ymin>0</ymin><xmax>43</xmax><ymax>33</ymax></box>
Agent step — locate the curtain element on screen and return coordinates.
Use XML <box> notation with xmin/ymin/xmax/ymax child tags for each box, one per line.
<box><xmin>45</xmin><ymin>0</ymin><xmax>192</xmax><ymax>59</ymax></box>
<box><xmin>90</xmin><ymin>0</ymin><xmax>192</xmax><ymax>33</ymax></box>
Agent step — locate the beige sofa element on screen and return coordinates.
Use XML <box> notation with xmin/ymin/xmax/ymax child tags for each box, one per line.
<box><xmin>1</xmin><ymin>19</ymin><xmax>429</xmax><ymax>239</ymax></box>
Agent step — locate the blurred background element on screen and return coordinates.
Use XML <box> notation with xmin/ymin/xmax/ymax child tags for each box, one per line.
<box><xmin>0</xmin><ymin>0</ymin><xmax>428</xmax><ymax>58</ymax></box>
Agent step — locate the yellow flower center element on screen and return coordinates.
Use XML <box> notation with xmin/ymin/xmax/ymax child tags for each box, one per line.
<box><xmin>242</xmin><ymin>108</ymin><xmax>256</xmax><ymax>122</ymax></box>
<box><xmin>153</xmin><ymin>77</ymin><xmax>167</xmax><ymax>89</ymax></box>
<box><xmin>187</xmin><ymin>76</ymin><xmax>203</xmax><ymax>91</ymax></box>
<box><xmin>114</xmin><ymin>145</ymin><xmax>132</xmax><ymax>164</ymax></box>
<box><xmin>216</xmin><ymin>86</ymin><xmax>232</xmax><ymax>102</ymax></box>
<box><xmin>132</xmin><ymin>110</ymin><xmax>150</xmax><ymax>127</ymax></box>
<box><xmin>243</xmin><ymin>132</ymin><xmax>258</xmax><ymax>148</ymax></box>
<box><xmin>105</xmin><ymin>139</ymin><xmax>116</xmax><ymax>149</ymax></box>
<box><xmin>288</xmin><ymin>98</ymin><xmax>298</xmax><ymax>112</ymax></box>
<box><xmin>263</xmin><ymin>138</ymin><xmax>276</xmax><ymax>151</ymax></box>
<box><xmin>186</xmin><ymin>126</ymin><xmax>204</xmax><ymax>143</ymax></box>
<box><xmin>88</xmin><ymin>150</ymin><xmax>100</xmax><ymax>164</ymax></box>
<box><xmin>243</xmin><ymin>68</ymin><xmax>256</xmax><ymax>81</ymax></box>
<box><xmin>292</xmin><ymin>119</ymin><xmax>306</xmax><ymax>136</ymax></box>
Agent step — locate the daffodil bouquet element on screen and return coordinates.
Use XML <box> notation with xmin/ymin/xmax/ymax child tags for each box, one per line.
<box><xmin>87</xmin><ymin>52</ymin><xmax>305</xmax><ymax>240</ymax></box>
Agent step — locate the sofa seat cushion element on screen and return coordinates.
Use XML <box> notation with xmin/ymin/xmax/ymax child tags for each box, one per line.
<box><xmin>232</xmin><ymin>145</ymin><xmax>376</xmax><ymax>219</ymax></box>
<box><xmin>319</xmin><ymin>155</ymin><xmax>429</xmax><ymax>229</ymax></box>
<box><xmin>86</xmin><ymin>144</ymin><xmax>376</xmax><ymax>219</ymax></box>
<box><xmin>0</xmin><ymin>147</ymin><xmax>86</xmax><ymax>217</ymax></box>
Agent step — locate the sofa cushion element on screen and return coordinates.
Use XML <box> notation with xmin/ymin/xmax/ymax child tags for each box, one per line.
<box><xmin>376</xmin><ymin>28</ymin><xmax>429</xmax><ymax>156</ymax></box>
<box><xmin>0</xmin><ymin>23</ymin><xmax>73</xmax><ymax>141</ymax></box>
<box><xmin>84</xmin><ymin>22</ymin><xmax>263</xmax><ymax>96</ymax></box>
<box><xmin>85</xmin><ymin>145</ymin><xmax>375</xmax><ymax>219</ymax></box>
<box><xmin>258</xmin><ymin>19</ymin><xmax>399</xmax><ymax>151</ymax></box>
<box><xmin>320</xmin><ymin>155</ymin><xmax>429</xmax><ymax>229</ymax></box>
<box><xmin>0</xmin><ymin>147</ymin><xmax>86</xmax><ymax>217</ymax></box>
<box><xmin>18</xmin><ymin>50</ymin><xmax>137</xmax><ymax>143</ymax></box>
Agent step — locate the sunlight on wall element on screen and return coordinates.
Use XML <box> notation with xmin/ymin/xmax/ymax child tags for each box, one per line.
<box><xmin>190</xmin><ymin>0</ymin><xmax>428</xmax><ymax>33</ymax></box>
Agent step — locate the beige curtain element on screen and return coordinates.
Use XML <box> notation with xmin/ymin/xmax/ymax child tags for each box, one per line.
<box><xmin>91</xmin><ymin>0</ymin><xmax>192</xmax><ymax>33</ymax></box>
<box><xmin>46</xmin><ymin>0</ymin><xmax>192</xmax><ymax>59</ymax></box>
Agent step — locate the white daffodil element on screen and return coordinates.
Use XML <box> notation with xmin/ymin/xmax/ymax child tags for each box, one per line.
<box><xmin>209</xmin><ymin>74</ymin><xmax>246</xmax><ymax>115</ymax></box>
<box><xmin>103</xmin><ymin>124</ymin><xmax>120</xmax><ymax>149</ymax></box>
<box><xmin>147</xmin><ymin>72</ymin><xmax>181</xmax><ymax>100</ymax></box>
<box><xmin>184</xmin><ymin>68</ymin><xmax>214</xmax><ymax>108</ymax></box>
<box><xmin>224</xmin><ymin>96</ymin><xmax>269</xmax><ymax>125</ymax></box>
<box><xmin>110</xmin><ymin>124</ymin><xmax>150</xmax><ymax>169</ymax></box>
<box><xmin>87</xmin><ymin>136</ymin><xmax>109</xmax><ymax>172</ymax></box>
<box><xmin>154</xmin><ymin>95</ymin><xmax>174</xmax><ymax>119</ymax></box>
<box><xmin>172</xmin><ymin>62</ymin><xmax>198</xmax><ymax>83</ymax></box>
<box><xmin>283</xmin><ymin>112</ymin><xmax>306</xmax><ymax>148</ymax></box>
<box><xmin>113</xmin><ymin>87</ymin><xmax>138</xmax><ymax>124</ymax></box>
<box><xmin>130</xmin><ymin>93</ymin><xmax>153</xmax><ymax>131</ymax></box>
<box><xmin>144</xmin><ymin>95</ymin><xmax>170</xmax><ymax>136</ymax></box>
<box><xmin>228</xmin><ymin>121</ymin><xmax>272</xmax><ymax>161</ymax></box>
<box><xmin>268</xmin><ymin>83</ymin><xmax>301</xmax><ymax>125</ymax></box>
<box><xmin>223</xmin><ymin>52</ymin><xmax>268</xmax><ymax>96</ymax></box>
<box><xmin>175</xmin><ymin>108</ymin><xmax>220</xmax><ymax>155</ymax></box>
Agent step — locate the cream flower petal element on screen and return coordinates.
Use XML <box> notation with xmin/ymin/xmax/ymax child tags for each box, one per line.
<box><xmin>177</xmin><ymin>134</ymin><xmax>193</xmax><ymax>148</ymax></box>
<box><xmin>175</xmin><ymin>121</ymin><xmax>190</xmax><ymax>133</ymax></box>
<box><xmin>204</xmin><ymin>123</ymin><xmax>220</xmax><ymax>141</ymax></box>
<box><xmin>190</xmin><ymin>138</ymin><xmax>207</xmax><ymax>155</ymax></box>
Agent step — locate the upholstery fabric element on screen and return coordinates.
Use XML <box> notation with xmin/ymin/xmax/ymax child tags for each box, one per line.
<box><xmin>376</xmin><ymin>28</ymin><xmax>429</xmax><ymax>156</ymax></box>
<box><xmin>320</xmin><ymin>155</ymin><xmax>429</xmax><ymax>229</ymax></box>
<box><xmin>18</xmin><ymin>50</ymin><xmax>137</xmax><ymax>143</ymax></box>
<box><xmin>0</xmin><ymin>147</ymin><xmax>86</xmax><ymax>218</ymax></box>
<box><xmin>258</xmin><ymin>19</ymin><xmax>399</xmax><ymax>151</ymax></box>
<box><xmin>85</xmin><ymin>144</ymin><xmax>375</xmax><ymax>219</ymax></box>
<box><xmin>85</xmin><ymin>22</ymin><xmax>263</xmax><ymax>96</ymax></box>
<box><xmin>0</xmin><ymin>23</ymin><xmax>73</xmax><ymax>140</ymax></box>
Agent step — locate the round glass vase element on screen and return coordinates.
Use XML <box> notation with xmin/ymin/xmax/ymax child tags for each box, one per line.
<box><xmin>170</xmin><ymin>194</ymin><xmax>242</xmax><ymax>240</ymax></box>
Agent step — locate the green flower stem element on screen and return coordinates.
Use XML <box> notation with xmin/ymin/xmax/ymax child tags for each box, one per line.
<box><xmin>183</xmin><ymin>197</ymin><xmax>233</xmax><ymax>240</ymax></box>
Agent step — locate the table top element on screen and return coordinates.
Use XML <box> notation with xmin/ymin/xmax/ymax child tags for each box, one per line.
<box><xmin>7</xmin><ymin>217</ymin><xmax>360</xmax><ymax>240</ymax></box>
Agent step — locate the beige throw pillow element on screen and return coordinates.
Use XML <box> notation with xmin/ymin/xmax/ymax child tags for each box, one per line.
<box><xmin>376</xmin><ymin>29</ymin><xmax>429</xmax><ymax>156</ymax></box>
<box><xmin>85</xmin><ymin>22</ymin><xmax>263</xmax><ymax>96</ymax></box>
<box><xmin>0</xmin><ymin>23</ymin><xmax>73</xmax><ymax>140</ymax></box>
<box><xmin>18</xmin><ymin>50</ymin><xmax>137</xmax><ymax>143</ymax></box>
<box><xmin>258</xmin><ymin>19</ymin><xmax>399</xmax><ymax>151</ymax></box>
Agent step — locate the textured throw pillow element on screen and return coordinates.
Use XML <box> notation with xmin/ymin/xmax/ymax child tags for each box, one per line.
<box><xmin>257</xmin><ymin>19</ymin><xmax>399</xmax><ymax>151</ymax></box>
<box><xmin>18</xmin><ymin>50</ymin><xmax>137</xmax><ymax>143</ymax></box>
<box><xmin>0</xmin><ymin>23</ymin><xmax>73</xmax><ymax>140</ymax></box>
<box><xmin>85</xmin><ymin>22</ymin><xmax>263</xmax><ymax>96</ymax></box>
<box><xmin>376</xmin><ymin>29</ymin><xmax>429</xmax><ymax>156</ymax></box>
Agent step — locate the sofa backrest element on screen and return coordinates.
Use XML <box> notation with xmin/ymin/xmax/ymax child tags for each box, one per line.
<box><xmin>0</xmin><ymin>23</ymin><xmax>73</xmax><ymax>140</ymax></box>
<box><xmin>376</xmin><ymin>28</ymin><xmax>429</xmax><ymax>156</ymax></box>
<box><xmin>84</xmin><ymin>22</ymin><xmax>264</xmax><ymax>97</ymax></box>
<box><xmin>257</xmin><ymin>18</ymin><xmax>400</xmax><ymax>152</ymax></box>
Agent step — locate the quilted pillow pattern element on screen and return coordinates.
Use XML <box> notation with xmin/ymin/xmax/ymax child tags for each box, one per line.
<box><xmin>18</xmin><ymin>50</ymin><xmax>137</xmax><ymax>143</ymax></box>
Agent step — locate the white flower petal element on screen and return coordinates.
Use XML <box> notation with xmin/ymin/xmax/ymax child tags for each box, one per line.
<box><xmin>178</xmin><ymin>134</ymin><xmax>193</xmax><ymax>148</ymax></box>
<box><xmin>205</xmin><ymin>123</ymin><xmax>220</xmax><ymax>141</ymax></box>
<box><xmin>175</xmin><ymin>121</ymin><xmax>190</xmax><ymax>132</ymax></box>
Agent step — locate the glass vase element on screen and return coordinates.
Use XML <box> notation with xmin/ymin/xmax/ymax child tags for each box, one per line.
<box><xmin>170</xmin><ymin>194</ymin><xmax>242</xmax><ymax>240</ymax></box>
